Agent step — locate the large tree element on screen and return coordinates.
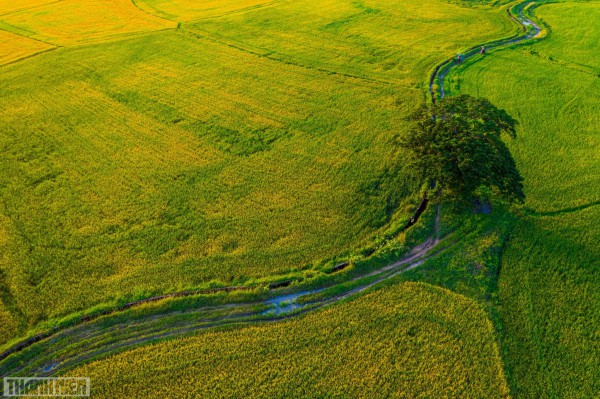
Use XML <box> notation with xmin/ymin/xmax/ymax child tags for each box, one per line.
<box><xmin>403</xmin><ymin>94</ymin><xmax>525</xmax><ymax>203</ymax></box>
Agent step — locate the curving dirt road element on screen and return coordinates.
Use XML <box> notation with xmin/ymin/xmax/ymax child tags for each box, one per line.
<box><xmin>0</xmin><ymin>208</ymin><xmax>444</xmax><ymax>380</ymax></box>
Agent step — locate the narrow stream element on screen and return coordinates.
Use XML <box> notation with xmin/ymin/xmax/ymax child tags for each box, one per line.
<box><xmin>432</xmin><ymin>2</ymin><xmax>542</xmax><ymax>99</ymax></box>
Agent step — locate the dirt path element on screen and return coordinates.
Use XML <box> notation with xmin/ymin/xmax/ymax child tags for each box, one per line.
<box><xmin>0</xmin><ymin>211</ymin><xmax>445</xmax><ymax>379</ymax></box>
<box><xmin>0</xmin><ymin>192</ymin><xmax>441</xmax><ymax>378</ymax></box>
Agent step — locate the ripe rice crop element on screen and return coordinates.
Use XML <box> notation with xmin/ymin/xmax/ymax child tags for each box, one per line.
<box><xmin>0</xmin><ymin>30</ymin><xmax>53</xmax><ymax>65</ymax></box>
<box><xmin>0</xmin><ymin>0</ymin><xmax>514</xmax><ymax>342</ymax></box>
<box><xmin>0</xmin><ymin>0</ymin><xmax>56</xmax><ymax>16</ymax></box>
<box><xmin>68</xmin><ymin>282</ymin><xmax>510</xmax><ymax>398</ymax></box>
<box><xmin>0</xmin><ymin>0</ymin><xmax>173</xmax><ymax>45</ymax></box>
<box><xmin>134</xmin><ymin>0</ymin><xmax>277</xmax><ymax>21</ymax></box>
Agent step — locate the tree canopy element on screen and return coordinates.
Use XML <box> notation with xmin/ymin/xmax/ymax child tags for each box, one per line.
<box><xmin>403</xmin><ymin>94</ymin><xmax>525</xmax><ymax>203</ymax></box>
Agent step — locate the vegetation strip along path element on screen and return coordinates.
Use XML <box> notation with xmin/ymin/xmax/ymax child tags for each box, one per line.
<box><xmin>0</xmin><ymin>190</ymin><xmax>430</xmax><ymax>366</ymax></box>
<box><xmin>0</xmin><ymin>0</ymin><xmax>546</xmax><ymax>384</ymax></box>
<box><xmin>0</xmin><ymin>205</ymin><xmax>443</xmax><ymax>379</ymax></box>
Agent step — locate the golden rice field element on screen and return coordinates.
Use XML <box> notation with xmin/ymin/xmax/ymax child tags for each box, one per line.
<box><xmin>1</xmin><ymin>0</ymin><xmax>598</xmax><ymax>397</ymax></box>
<box><xmin>68</xmin><ymin>282</ymin><xmax>510</xmax><ymax>398</ymax></box>
<box><xmin>133</xmin><ymin>0</ymin><xmax>278</xmax><ymax>21</ymax></box>
<box><xmin>187</xmin><ymin>0</ymin><xmax>515</xmax><ymax>86</ymax></box>
<box><xmin>0</xmin><ymin>0</ymin><xmax>57</xmax><ymax>17</ymax></box>
<box><xmin>0</xmin><ymin>30</ymin><xmax>53</xmax><ymax>65</ymax></box>
<box><xmin>0</xmin><ymin>0</ymin><xmax>173</xmax><ymax>46</ymax></box>
<box><xmin>0</xmin><ymin>0</ymin><xmax>516</xmax><ymax>342</ymax></box>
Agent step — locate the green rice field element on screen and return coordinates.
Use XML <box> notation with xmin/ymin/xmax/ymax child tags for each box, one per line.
<box><xmin>0</xmin><ymin>0</ymin><xmax>598</xmax><ymax>397</ymax></box>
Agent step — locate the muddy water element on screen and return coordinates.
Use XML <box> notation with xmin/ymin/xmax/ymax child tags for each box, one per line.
<box><xmin>261</xmin><ymin>290</ymin><xmax>323</xmax><ymax>315</ymax></box>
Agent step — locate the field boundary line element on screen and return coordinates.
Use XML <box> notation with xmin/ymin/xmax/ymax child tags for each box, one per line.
<box><xmin>181</xmin><ymin>28</ymin><xmax>395</xmax><ymax>86</ymax></box>
<box><xmin>0</xmin><ymin>27</ymin><xmax>179</xmax><ymax>70</ymax></box>
<box><xmin>130</xmin><ymin>0</ymin><xmax>290</xmax><ymax>23</ymax></box>
<box><xmin>0</xmin><ymin>0</ymin><xmax>65</xmax><ymax>18</ymax></box>
<box><xmin>130</xmin><ymin>0</ymin><xmax>176</xmax><ymax>22</ymax></box>
<box><xmin>187</xmin><ymin>0</ymin><xmax>289</xmax><ymax>22</ymax></box>
<box><xmin>0</xmin><ymin>22</ymin><xmax>61</xmax><ymax>48</ymax></box>
<box><xmin>0</xmin><ymin>47</ymin><xmax>58</xmax><ymax>68</ymax></box>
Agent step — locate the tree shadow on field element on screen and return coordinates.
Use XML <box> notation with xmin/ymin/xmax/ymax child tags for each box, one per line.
<box><xmin>523</xmin><ymin>200</ymin><xmax>600</xmax><ymax>217</ymax></box>
<box><xmin>500</xmin><ymin>210</ymin><xmax>600</xmax><ymax>397</ymax></box>
<box><xmin>512</xmin><ymin>210</ymin><xmax>600</xmax><ymax>274</ymax></box>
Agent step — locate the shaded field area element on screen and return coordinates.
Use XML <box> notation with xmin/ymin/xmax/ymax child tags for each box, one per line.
<box><xmin>445</xmin><ymin>2</ymin><xmax>600</xmax><ymax>397</ymax></box>
<box><xmin>66</xmin><ymin>282</ymin><xmax>510</xmax><ymax>398</ymax></box>
<box><xmin>0</xmin><ymin>0</ymin><xmax>515</xmax><ymax>343</ymax></box>
<box><xmin>499</xmin><ymin>209</ymin><xmax>600</xmax><ymax>398</ymax></box>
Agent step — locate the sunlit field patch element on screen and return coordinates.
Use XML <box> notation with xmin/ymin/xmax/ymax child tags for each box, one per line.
<box><xmin>0</xmin><ymin>0</ymin><xmax>516</xmax><ymax>341</ymax></box>
<box><xmin>0</xmin><ymin>0</ymin><xmax>56</xmax><ymax>16</ymax></box>
<box><xmin>187</xmin><ymin>0</ymin><xmax>515</xmax><ymax>85</ymax></box>
<box><xmin>0</xmin><ymin>0</ymin><xmax>173</xmax><ymax>45</ymax></box>
<box><xmin>0</xmin><ymin>0</ymin><xmax>597</xmax><ymax>396</ymax></box>
<box><xmin>0</xmin><ymin>30</ymin><xmax>53</xmax><ymax>65</ymax></box>
<box><xmin>0</xmin><ymin>28</ymin><xmax>417</xmax><ymax>332</ymax></box>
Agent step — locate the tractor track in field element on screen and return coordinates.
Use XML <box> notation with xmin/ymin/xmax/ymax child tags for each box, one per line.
<box><xmin>182</xmin><ymin>28</ymin><xmax>395</xmax><ymax>86</ymax></box>
<box><xmin>0</xmin><ymin>0</ymin><xmax>547</xmax><ymax>386</ymax></box>
<box><xmin>0</xmin><ymin>0</ymin><xmax>65</xmax><ymax>18</ymax></box>
<box><xmin>130</xmin><ymin>0</ymin><xmax>290</xmax><ymax>23</ymax></box>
